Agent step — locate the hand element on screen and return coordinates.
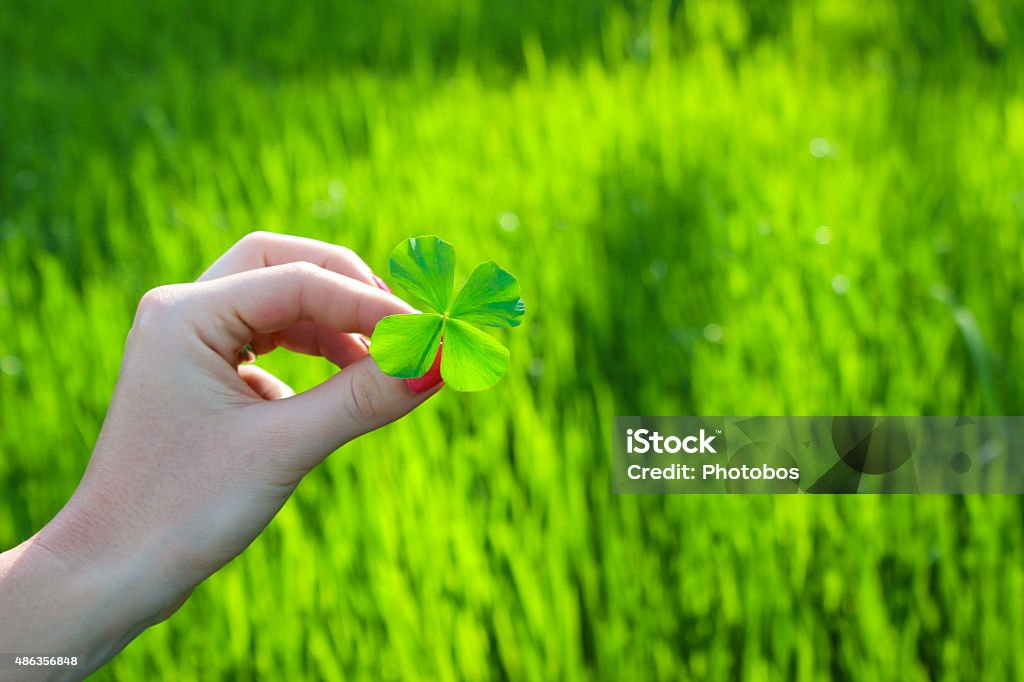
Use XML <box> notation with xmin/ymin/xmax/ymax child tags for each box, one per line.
<box><xmin>0</xmin><ymin>232</ymin><xmax>442</xmax><ymax>679</ymax></box>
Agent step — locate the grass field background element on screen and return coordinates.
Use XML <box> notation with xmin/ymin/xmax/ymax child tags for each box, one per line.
<box><xmin>2</xmin><ymin>0</ymin><xmax>1024</xmax><ymax>679</ymax></box>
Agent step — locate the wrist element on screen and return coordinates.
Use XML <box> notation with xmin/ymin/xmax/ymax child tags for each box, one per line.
<box><xmin>35</xmin><ymin>493</ymin><xmax>192</xmax><ymax>618</ymax></box>
<box><xmin>0</xmin><ymin>535</ymin><xmax>135</xmax><ymax>679</ymax></box>
<box><xmin>5</xmin><ymin>500</ymin><xmax>193</xmax><ymax>675</ymax></box>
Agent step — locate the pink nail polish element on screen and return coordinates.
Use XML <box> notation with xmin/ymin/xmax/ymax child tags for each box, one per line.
<box><xmin>406</xmin><ymin>343</ymin><xmax>443</xmax><ymax>394</ymax></box>
<box><xmin>372</xmin><ymin>274</ymin><xmax>392</xmax><ymax>294</ymax></box>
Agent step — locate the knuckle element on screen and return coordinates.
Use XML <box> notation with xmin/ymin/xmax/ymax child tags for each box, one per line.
<box><xmin>335</xmin><ymin>245</ymin><xmax>358</xmax><ymax>261</ymax></box>
<box><xmin>285</xmin><ymin>260</ymin><xmax>320</xmax><ymax>277</ymax></box>
<box><xmin>345</xmin><ymin>373</ymin><xmax>387</xmax><ymax>425</ymax></box>
<box><xmin>136</xmin><ymin>285</ymin><xmax>183</xmax><ymax>319</ymax></box>
<box><xmin>237</xmin><ymin>230</ymin><xmax>275</xmax><ymax>250</ymax></box>
<box><xmin>132</xmin><ymin>285</ymin><xmax>191</xmax><ymax>337</ymax></box>
<box><xmin>325</xmin><ymin>247</ymin><xmax>373</xmax><ymax>282</ymax></box>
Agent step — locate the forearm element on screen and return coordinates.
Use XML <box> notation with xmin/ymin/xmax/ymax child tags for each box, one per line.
<box><xmin>0</xmin><ymin>514</ymin><xmax>175</xmax><ymax>681</ymax></box>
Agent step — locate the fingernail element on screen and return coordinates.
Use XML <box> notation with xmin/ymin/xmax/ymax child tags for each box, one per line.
<box><xmin>239</xmin><ymin>344</ymin><xmax>256</xmax><ymax>363</ymax></box>
<box><xmin>372</xmin><ymin>274</ymin><xmax>392</xmax><ymax>294</ymax></box>
<box><xmin>358</xmin><ymin>334</ymin><xmax>371</xmax><ymax>350</ymax></box>
<box><xmin>406</xmin><ymin>343</ymin><xmax>443</xmax><ymax>393</ymax></box>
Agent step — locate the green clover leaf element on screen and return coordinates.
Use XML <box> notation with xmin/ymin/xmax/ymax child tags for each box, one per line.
<box><xmin>369</xmin><ymin>236</ymin><xmax>525</xmax><ymax>391</ymax></box>
<box><xmin>388</xmin><ymin>235</ymin><xmax>455</xmax><ymax>313</ymax></box>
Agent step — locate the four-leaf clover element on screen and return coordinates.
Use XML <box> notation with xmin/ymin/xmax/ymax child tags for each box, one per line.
<box><xmin>370</xmin><ymin>236</ymin><xmax>525</xmax><ymax>391</ymax></box>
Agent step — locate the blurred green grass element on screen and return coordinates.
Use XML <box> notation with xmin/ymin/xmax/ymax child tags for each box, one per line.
<box><xmin>2</xmin><ymin>0</ymin><xmax>1023</xmax><ymax>679</ymax></box>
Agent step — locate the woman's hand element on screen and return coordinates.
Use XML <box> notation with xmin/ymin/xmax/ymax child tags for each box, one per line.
<box><xmin>0</xmin><ymin>232</ymin><xmax>441</xmax><ymax>679</ymax></box>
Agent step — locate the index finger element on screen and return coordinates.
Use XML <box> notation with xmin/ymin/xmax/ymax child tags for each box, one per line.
<box><xmin>188</xmin><ymin>262</ymin><xmax>415</xmax><ymax>361</ymax></box>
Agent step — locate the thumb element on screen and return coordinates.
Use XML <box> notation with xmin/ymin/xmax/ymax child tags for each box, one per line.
<box><xmin>262</xmin><ymin>354</ymin><xmax>442</xmax><ymax>469</ymax></box>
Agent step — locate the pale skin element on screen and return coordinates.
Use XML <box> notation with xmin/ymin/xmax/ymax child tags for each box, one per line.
<box><xmin>0</xmin><ymin>232</ymin><xmax>442</xmax><ymax>680</ymax></box>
